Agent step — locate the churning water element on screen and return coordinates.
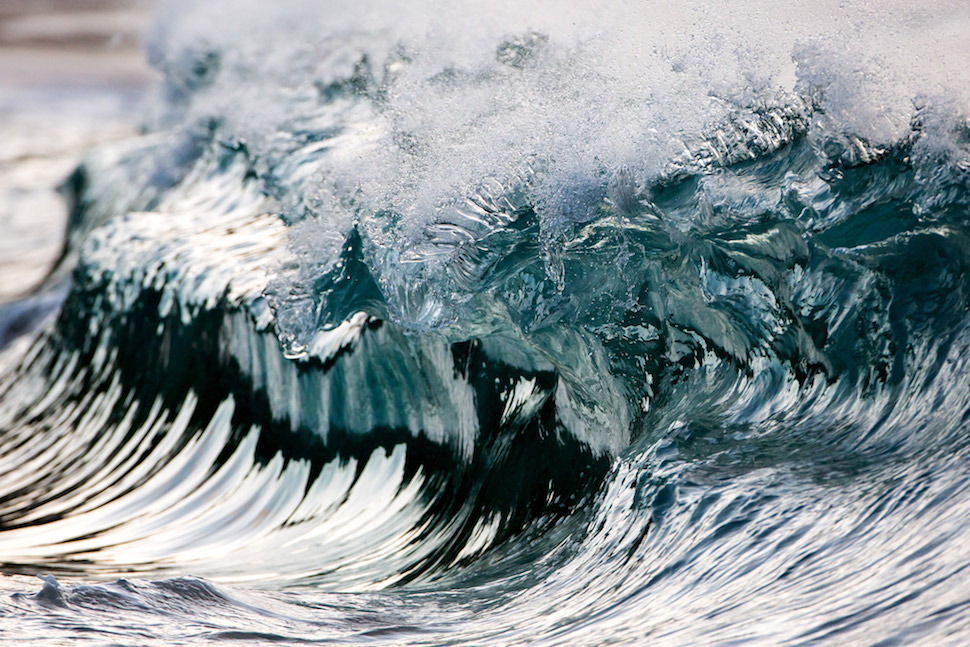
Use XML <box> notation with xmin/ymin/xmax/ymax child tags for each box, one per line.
<box><xmin>3</xmin><ymin>1</ymin><xmax>970</xmax><ymax>644</ymax></box>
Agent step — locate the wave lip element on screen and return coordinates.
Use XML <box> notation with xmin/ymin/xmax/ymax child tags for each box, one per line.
<box><xmin>0</xmin><ymin>140</ymin><xmax>610</xmax><ymax>589</ymax></box>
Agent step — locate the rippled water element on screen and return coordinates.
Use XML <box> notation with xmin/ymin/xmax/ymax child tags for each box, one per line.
<box><xmin>3</xmin><ymin>1</ymin><xmax>970</xmax><ymax>645</ymax></box>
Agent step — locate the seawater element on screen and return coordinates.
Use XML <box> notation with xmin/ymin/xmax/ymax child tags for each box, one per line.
<box><xmin>2</xmin><ymin>1</ymin><xmax>970</xmax><ymax>645</ymax></box>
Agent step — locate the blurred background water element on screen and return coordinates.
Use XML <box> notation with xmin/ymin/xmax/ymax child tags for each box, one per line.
<box><xmin>0</xmin><ymin>0</ymin><xmax>152</xmax><ymax>302</ymax></box>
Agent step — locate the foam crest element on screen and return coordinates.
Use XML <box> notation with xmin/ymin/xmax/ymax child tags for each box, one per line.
<box><xmin>137</xmin><ymin>0</ymin><xmax>970</xmax><ymax>336</ymax></box>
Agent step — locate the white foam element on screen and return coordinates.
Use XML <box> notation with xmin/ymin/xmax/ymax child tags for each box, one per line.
<box><xmin>140</xmin><ymin>1</ymin><xmax>970</xmax><ymax>333</ymax></box>
<box><xmin>149</xmin><ymin>1</ymin><xmax>970</xmax><ymax>204</ymax></box>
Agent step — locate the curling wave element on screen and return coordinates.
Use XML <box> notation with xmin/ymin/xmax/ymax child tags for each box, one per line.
<box><xmin>3</xmin><ymin>0</ymin><xmax>970</xmax><ymax>644</ymax></box>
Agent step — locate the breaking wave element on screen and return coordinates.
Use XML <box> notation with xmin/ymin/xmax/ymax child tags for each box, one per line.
<box><xmin>3</xmin><ymin>0</ymin><xmax>970</xmax><ymax>644</ymax></box>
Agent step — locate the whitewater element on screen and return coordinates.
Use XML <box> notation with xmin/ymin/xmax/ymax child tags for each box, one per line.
<box><xmin>2</xmin><ymin>0</ymin><xmax>970</xmax><ymax>644</ymax></box>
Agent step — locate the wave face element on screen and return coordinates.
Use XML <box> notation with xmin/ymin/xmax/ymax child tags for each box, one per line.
<box><xmin>4</xmin><ymin>0</ymin><xmax>970</xmax><ymax>644</ymax></box>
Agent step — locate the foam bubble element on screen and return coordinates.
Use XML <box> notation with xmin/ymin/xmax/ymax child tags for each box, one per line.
<box><xmin>142</xmin><ymin>0</ymin><xmax>970</xmax><ymax>330</ymax></box>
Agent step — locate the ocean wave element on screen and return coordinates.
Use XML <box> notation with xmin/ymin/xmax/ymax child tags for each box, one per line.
<box><xmin>3</xmin><ymin>0</ymin><xmax>970</xmax><ymax>644</ymax></box>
